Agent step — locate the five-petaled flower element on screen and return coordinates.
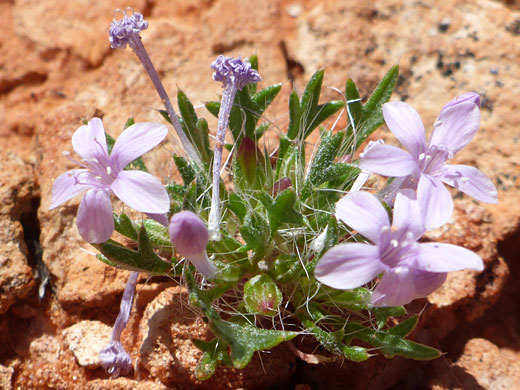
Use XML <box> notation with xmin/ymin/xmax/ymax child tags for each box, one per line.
<box><xmin>50</xmin><ymin>118</ymin><xmax>170</xmax><ymax>243</ymax></box>
<box><xmin>315</xmin><ymin>191</ymin><xmax>484</xmax><ymax>307</ymax></box>
<box><xmin>360</xmin><ymin>92</ymin><xmax>498</xmax><ymax>229</ymax></box>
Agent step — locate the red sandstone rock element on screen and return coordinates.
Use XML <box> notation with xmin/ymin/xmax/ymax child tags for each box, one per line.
<box><xmin>0</xmin><ymin>0</ymin><xmax>519</xmax><ymax>389</ymax></box>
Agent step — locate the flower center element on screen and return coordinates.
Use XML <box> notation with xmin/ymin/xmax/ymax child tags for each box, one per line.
<box><xmin>379</xmin><ymin>226</ymin><xmax>418</xmax><ymax>268</ymax></box>
<box><xmin>417</xmin><ymin>144</ymin><xmax>451</xmax><ymax>175</ymax></box>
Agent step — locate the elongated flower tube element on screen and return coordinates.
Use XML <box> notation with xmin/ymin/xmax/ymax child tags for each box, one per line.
<box><xmin>99</xmin><ymin>271</ymin><xmax>138</xmax><ymax>377</ymax></box>
<box><xmin>108</xmin><ymin>8</ymin><xmax>202</xmax><ymax>166</ymax></box>
<box><xmin>315</xmin><ymin>191</ymin><xmax>484</xmax><ymax>307</ymax></box>
<box><xmin>169</xmin><ymin>211</ymin><xmax>217</xmax><ymax>278</ymax></box>
<box><xmin>360</xmin><ymin>93</ymin><xmax>498</xmax><ymax>229</ymax></box>
<box><xmin>208</xmin><ymin>55</ymin><xmax>262</xmax><ymax>240</ymax></box>
<box><xmin>50</xmin><ymin>118</ymin><xmax>170</xmax><ymax>243</ymax></box>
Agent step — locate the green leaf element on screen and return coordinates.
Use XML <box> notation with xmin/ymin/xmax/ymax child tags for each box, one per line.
<box><xmin>243</xmin><ymin>274</ymin><xmax>282</xmax><ymax>316</ymax></box>
<box><xmin>239</xmin><ymin>212</ymin><xmax>270</xmax><ymax>261</ymax></box>
<box><xmin>228</xmin><ymin>192</ymin><xmax>248</xmax><ymax>221</ymax></box>
<box><xmin>177</xmin><ymin>90</ymin><xmax>212</xmax><ymax>164</ymax></box>
<box><xmin>347</xmin><ymin>65</ymin><xmax>399</xmax><ymax>150</ymax></box>
<box><xmin>313</xmin><ymin>285</ymin><xmax>371</xmax><ymax>311</ymax></box>
<box><xmin>94</xmin><ymin>226</ymin><xmax>171</xmax><ymax>275</ymax></box>
<box><xmin>287</xmin><ymin>91</ymin><xmax>301</xmax><ymax>140</ymax></box>
<box><xmin>209</xmin><ymin>318</ymin><xmax>298</xmax><ymax>369</ymax></box>
<box><xmin>286</xmin><ymin>70</ymin><xmax>344</xmax><ymax>140</ymax></box>
<box><xmin>305</xmin><ymin>322</ymin><xmax>370</xmax><ymax>362</ymax></box>
<box><xmin>302</xmin><ymin>130</ymin><xmax>344</xmax><ymax>200</ymax></box>
<box><xmin>345</xmin><ymin>79</ymin><xmax>362</xmax><ymax>134</ymax></box>
<box><xmin>193</xmin><ymin>339</ymin><xmax>232</xmax><ymax>381</ymax></box>
<box><xmin>142</xmin><ymin>219</ymin><xmax>172</xmax><ymax>247</ymax></box>
<box><xmin>173</xmin><ymin>155</ymin><xmax>196</xmax><ymax>185</ymax></box>
<box><xmin>252</xmin><ymin>83</ymin><xmax>282</xmax><ymax>118</ymax></box>
<box><xmin>374</xmin><ymin>305</ymin><xmax>406</xmax><ymax>328</ymax></box>
<box><xmin>204</xmin><ymin>101</ymin><xmax>220</xmax><ymax>117</ymax></box>
<box><xmin>388</xmin><ymin>315</ymin><xmax>419</xmax><ymax>337</ymax></box>
<box><xmin>254</xmin><ymin>123</ymin><xmax>270</xmax><ymax>140</ymax></box>
<box><xmin>259</xmin><ymin>188</ymin><xmax>304</xmax><ymax>234</ymax></box>
<box><xmin>305</xmin><ymin>101</ymin><xmax>345</xmax><ymax>139</ymax></box>
<box><xmin>269</xmin><ymin>254</ymin><xmax>302</xmax><ymax>283</ymax></box>
<box><xmin>345</xmin><ymin>323</ymin><xmax>440</xmax><ymax>360</ymax></box>
<box><xmin>113</xmin><ymin>213</ymin><xmax>138</xmax><ymax>240</ymax></box>
<box><xmin>246</xmin><ymin>54</ymin><xmax>259</xmax><ymax>95</ymax></box>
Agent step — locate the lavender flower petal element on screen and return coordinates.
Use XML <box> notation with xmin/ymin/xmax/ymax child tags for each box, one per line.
<box><xmin>439</xmin><ymin>92</ymin><xmax>480</xmax><ymax>113</ymax></box>
<box><xmin>392</xmin><ymin>190</ymin><xmax>424</xmax><ymax>240</ymax></box>
<box><xmin>76</xmin><ymin>189</ymin><xmax>114</xmax><ymax>243</ymax></box>
<box><xmin>72</xmin><ymin>118</ymin><xmax>109</xmax><ymax>161</ymax></box>
<box><xmin>417</xmin><ymin>242</ymin><xmax>484</xmax><ymax>272</ymax></box>
<box><xmin>110</xmin><ymin>170</ymin><xmax>170</xmax><ymax>213</ymax></box>
<box><xmin>382</xmin><ymin>102</ymin><xmax>427</xmax><ymax>158</ymax></box>
<box><xmin>440</xmin><ymin>164</ymin><xmax>498</xmax><ymax>203</ymax></box>
<box><xmin>110</xmin><ymin>122</ymin><xmax>168</xmax><ymax>172</ymax></box>
<box><xmin>146</xmin><ymin>212</ymin><xmax>169</xmax><ymax>227</ymax></box>
<box><xmin>359</xmin><ymin>144</ymin><xmax>417</xmax><ymax>177</ymax></box>
<box><xmin>99</xmin><ymin>340</ymin><xmax>132</xmax><ymax>378</ymax></box>
<box><xmin>335</xmin><ymin>191</ymin><xmax>390</xmax><ymax>244</ymax></box>
<box><xmin>50</xmin><ymin>169</ymin><xmax>90</xmax><ymax>209</ymax></box>
<box><xmin>417</xmin><ymin>174</ymin><xmax>453</xmax><ymax>230</ymax></box>
<box><xmin>314</xmin><ymin>243</ymin><xmax>383</xmax><ymax>290</ymax></box>
<box><xmin>371</xmin><ymin>268</ymin><xmax>416</xmax><ymax>307</ymax></box>
<box><xmin>429</xmin><ymin>102</ymin><xmax>480</xmax><ymax>155</ymax></box>
<box><xmin>184</xmin><ymin>251</ymin><xmax>218</xmax><ymax>279</ymax></box>
<box><xmin>411</xmin><ymin>269</ymin><xmax>447</xmax><ymax>298</ymax></box>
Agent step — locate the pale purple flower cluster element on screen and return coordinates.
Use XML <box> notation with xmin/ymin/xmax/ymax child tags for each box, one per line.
<box><xmin>315</xmin><ymin>93</ymin><xmax>497</xmax><ymax>306</ymax></box>
<box><xmin>211</xmin><ymin>55</ymin><xmax>262</xmax><ymax>91</ymax></box>
<box><xmin>50</xmin><ymin>118</ymin><xmax>170</xmax><ymax>243</ymax></box>
<box><xmin>109</xmin><ymin>9</ymin><xmax>148</xmax><ymax>49</ymax></box>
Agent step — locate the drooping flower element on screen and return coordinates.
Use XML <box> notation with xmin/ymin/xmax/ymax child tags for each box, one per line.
<box><xmin>50</xmin><ymin>118</ymin><xmax>170</xmax><ymax>243</ymax></box>
<box><xmin>208</xmin><ymin>56</ymin><xmax>262</xmax><ymax>240</ymax></box>
<box><xmin>360</xmin><ymin>93</ymin><xmax>498</xmax><ymax>229</ymax></box>
<box><xmin>99</xmin><ymin>271</ymin><xmax>138</xmax><ymax>377</ymax></box>
<box><xmin>109</xmin><ymin>8</ymin><xmax>202</xmax><ymax>166</ymax></box>
<box><xmin>314</xmin><ymin>191</ymin><xmax>484</xmax><ymax>307</ymax></box>
<box><xmin>169</xmin><ymin>211</ymin><xmax>217</xmax><ymax>278</ymax></box>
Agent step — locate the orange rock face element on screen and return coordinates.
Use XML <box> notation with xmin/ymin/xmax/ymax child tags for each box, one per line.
<box><xmin>1</xmin><ymin>0</ymin><xmax>519</xmax><ymax>389</ymax></box>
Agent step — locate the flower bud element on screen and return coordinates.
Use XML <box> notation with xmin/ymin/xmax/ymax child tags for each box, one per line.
<box><xmin>169</xmin><ymin>211</ymin><xmax>217</xmax><ymax>278</ymax></box>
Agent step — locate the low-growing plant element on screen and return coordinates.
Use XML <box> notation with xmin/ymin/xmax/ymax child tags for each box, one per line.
<box><xmin>50</xmin><ymin>9</ymin><xmax>498</xmax><ymax>379</ymax></box>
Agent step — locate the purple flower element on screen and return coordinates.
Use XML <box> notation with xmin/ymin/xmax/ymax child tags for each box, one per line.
<box><xmin>108</xmin><ymin>9</ymin><xmax>148</xmax><ymax>49</ymax></box>
<box><xmin>211</xmin><ymin>55</ymin><xmax>262</xmax><ymax>91</ymax></box>
<box><xmin>169</xmin><ymin>211</ymin><xmax>217</xmax><ymax>278</ymax></box>
<box><xmin>208</xmin><ymin>56</ymin><xmax>261</xmax><ymax>240</ymax></box>
<box><xmin>360</xmin><ymin>93</ymin><xmax>497</xmax><ymax>229</ymax></box>
<box><xmin>99</xmin><ymin>271</ymin><xmax>138</xmax><ymax>377</ymax></box>
<box><xmin>50</xmin><ymin>118</ymin><xmax>170</xmax><ymax>243</ymax></box>
<box><xmin>314</xmin><ymin>191</ymin><xmax>484</xmax><ymax>307</ymax></box>
<box><xmin>109</xmin><ymin>9</ymin><xmax>202</xmax><ymax>166</ymax></box>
